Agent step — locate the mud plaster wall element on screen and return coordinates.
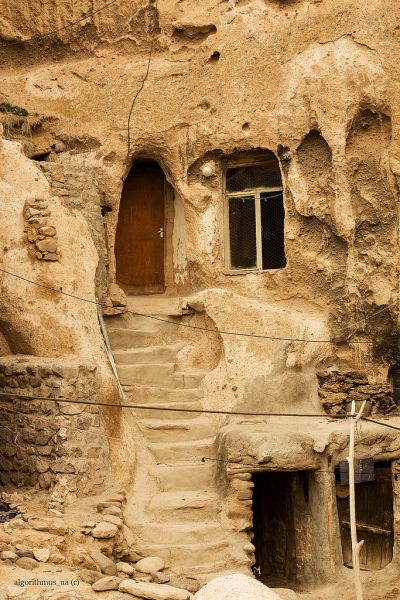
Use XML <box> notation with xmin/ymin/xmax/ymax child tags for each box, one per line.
<box><xmin>0</xmin><ymin>5</ymin><xmax>400</xmax><ymax>448</ymax></box>
<box><xmin>216</xmin><ymin>420</ymin><xmax>400</xmax><ymax>582</ymax></box>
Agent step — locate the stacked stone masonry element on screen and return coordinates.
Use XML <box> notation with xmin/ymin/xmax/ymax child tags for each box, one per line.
<box><xmin>0</xmin><ymin>356</ymin><xmax>110</xmax><ymax>498</ymax></box>
<box><xmin>39</xmin><ymin>161</ymin><xmax>109</xmax><ymax>298</ymax></box>
<box><xmin>317</xmin><ymin>370</ymin><xmax>394</xmax><ymax>415</ymax></box>
<box><xmin>23</xmin><ymin>197</ymin><xmax>59</xmax><ymax>261</ymax></box>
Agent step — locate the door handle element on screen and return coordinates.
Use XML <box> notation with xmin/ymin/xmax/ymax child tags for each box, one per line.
<box><xmin>158</xmin><ymin>227</ymin><xmax>164</xmax><ymax>238</ymax></box>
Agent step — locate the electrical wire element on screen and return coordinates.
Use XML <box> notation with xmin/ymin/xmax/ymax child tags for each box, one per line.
<box><xmin>0</xmin><ymin>390</ymin><xmax>347</xmax><ymax>419</ymax></box>
<box><xmin>126</xmin><ymin>0</ymin><xmax>159</xmax><ymax>160</ymax></box>
<box><xmin>0</xmin><ymin>392</ymin><xmax>400</xmax><ymax>431</ymax></box>
<box><xmin>0</xmin><ymin>0</ymin><xmax>122</xmax><ymax>48</ymax></box>
<box><xmin>0</xmin><ymin>267</ymin><xmax>394</xmax><ymax>344</ymax></box>
<box><xmin>3</xmin><ymin>390</ymin><xmax>400</xmax><ymax>434</ymax></box>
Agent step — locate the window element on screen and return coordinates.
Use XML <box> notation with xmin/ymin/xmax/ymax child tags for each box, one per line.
<box><xmin>225</xmin><ymin>162</ymin><xmax>286</xmax><ymax>270</ymax></box>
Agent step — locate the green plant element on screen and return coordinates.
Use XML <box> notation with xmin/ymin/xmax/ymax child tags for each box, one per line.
<box><xmin>0</xmin><ymin>102</ymin><xmax>28</xmax><ymax>117</ymax></box>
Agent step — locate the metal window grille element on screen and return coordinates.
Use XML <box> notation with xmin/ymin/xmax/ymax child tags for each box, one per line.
<box><xmin>226</xmin><ymin>164</ymin><xmax>286</xmax><ymax>270</ymax></box>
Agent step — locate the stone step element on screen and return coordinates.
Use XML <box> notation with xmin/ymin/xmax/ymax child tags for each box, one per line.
<box><xmin>107</xmin><ymin>328</ymin><xmax>158</xmax><ymax>350</ymax></box>
<box><xmin>149</xmin><ymin>437</ymin><xmax>215</xmax><ymax>463</ymax></box>
<box><xmin>130</xmin><ymin>400</ymin><xmax>204</xmax><ymax>420</ymax></box>
<box><xmin>136</xmin><ymin>540</ymin><xmax>244</xmax><ymax>569</ymax></box>
<box><xmin>175</xmin><ymin>562</ymin><xmax>252</xmax><ymax>582</ymax></box>
<box><xmin>132</xmin><ymin>522</ymin><xmax>227</xmax><ymax>545</ymax></box>
<box><xmin>174</xmin><ymin>371</ymin><xmax>205</xmax><ymax>388</ymax></box>
<box><xmin>119</xmin><ymin>364</ymin><xmax>206</xmax><ymax>388</ymax></box>
<box><xmin>124</xmin><ymin>385</ymin><xmax>202</xmax><ymax>404</ymax></box>
<box><xmin>140</xmin><ymin>417</ymin><xmax>217</xmax><ymax>442</ymax></box>
<box><xmin>114</xmin><ymin>343</ymin><xmax>185</xmax><ymax>365</ymax></box>
<box><xmin>117</xmin><ymin>363</ymin><xmax>176</xmax><ymax>386</ymax></box>
<box><xmin>147</xmin><ymin>490</ymin><xmax>219</xmax><ymax>521</ymax></box>
<box><xmin>153</xmin><ymin>462</ymin><xmax>216</xmax><ymax>491</ymax></box>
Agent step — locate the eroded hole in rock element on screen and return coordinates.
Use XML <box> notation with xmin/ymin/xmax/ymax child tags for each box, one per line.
<box><xmin>0</xmin><ymin>501</ymin><xmax>19</xmax><ymax>523</ymax></box>
<box><xmin>209</xmin><ymin>51</ymin><xmax>220</xmax><ymax>62</ymax></box>
<box><xmin>335</xmin><ymin>461</ymin><xmax>394</xmax><ymax>571</ymax></box>
<box><xmin>172</xmin><ymin>24</ymin><xmax>217</xmax><ymax>41</ymax></box>
<box><xmin>242</xmin><ymin>122</ymin><xmax>250</xmax><ymax>131</ymax></box>
<box><xmin>296</xmin><ymin>129</ymin><xmax>335</xmax><ymax>224</ymax></box>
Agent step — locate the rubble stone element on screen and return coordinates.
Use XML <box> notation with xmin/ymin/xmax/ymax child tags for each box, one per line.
<box><xmin>90</xmin><ymin>549</ymin><xmax>117</xmax><ymax>575</ymax></box>
<box><xmin>116</xmin><ymin>562</ymin><xmax>135</xmax><ymax>576</ymax></box>
<box><xmin>15</xmin><ymin>557</ymin><xmax>38</xmax><ymax>570</ymax></box>
<box><xmin>91</xmin><ymin>520</ymin><xmax>119</xmax><ymax>538</ymax></box>
<box><xmin>92</xmin><ymin>576</ymin><xmax>121</xmax><ymax>591</ymax></box>
<box><xmin>33</xmin><ymin>547</ymin><xmax>50</xmax><ymax>562</ymax></box>
<box><xmin>119</xmin><ymin>580</ymin><xmax>191</xmax><ymax>600</ymax></box>
<box><xmin>193</xmin><ymin>575</ymin><xmax>283</xmax><ymax>599</ymax></box>
<box><xmin>135</xmin><ymin>556</ymin><xmax>165</xmax><ymax>574</ymax></box>
<box><xmin>79</xmin><ymin>569</ymin><xmax>103</xmax><ymax>584</ymax></box>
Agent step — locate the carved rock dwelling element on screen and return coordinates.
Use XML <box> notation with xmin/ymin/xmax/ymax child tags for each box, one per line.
<box><xmin>0</xmin><ymin>1</ymin><xmax>400</xmax><ymax>599</ymax></box>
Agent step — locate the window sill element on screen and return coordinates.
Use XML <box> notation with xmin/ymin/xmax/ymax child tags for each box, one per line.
<box><xmin>222</xmin><ymin>268</ymin><xmax>285</xmax><ymax>276</ymax></box>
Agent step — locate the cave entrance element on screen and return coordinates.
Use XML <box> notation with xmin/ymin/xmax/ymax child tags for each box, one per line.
<box><xmin>252</xmin><ymin>471</ymin><xmax>308</xmax><ymax>587</ymax></box>
<box><xmin>115</xmin><ymin>160</ymin><xmax>167</xmax><ymax>294</ymax></box>
<box><xmin>336</xmin><ymin>461</ymin><xmax>394</xmax><ymax>571</ymax></box>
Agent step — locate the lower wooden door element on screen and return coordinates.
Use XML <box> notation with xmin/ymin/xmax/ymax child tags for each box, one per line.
<box><xmin>337</xmin><ymin>463</ymin><xmax>394</xmax><ymax>570</ymax></box>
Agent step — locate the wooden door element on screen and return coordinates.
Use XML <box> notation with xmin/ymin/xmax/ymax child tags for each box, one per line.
<box><xmin>115</xmin><ymin>162</ymin><xmax>165</xmax><ymax>293</ymax></box>
<box><xmin>337</xmin><ymin>463</ymin><xmax>394</xmax><ymax>570</ymax></box>
<box><xmin>253</xmin><ymin>472</ymin><xmax>297</xmax><ymax>586</ymax></box>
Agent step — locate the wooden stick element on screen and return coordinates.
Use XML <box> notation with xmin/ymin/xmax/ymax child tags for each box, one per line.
<box><xmin>347</xmin><ymin>399</ymin><xmax>366</xmax><ymax>600</ymax></box>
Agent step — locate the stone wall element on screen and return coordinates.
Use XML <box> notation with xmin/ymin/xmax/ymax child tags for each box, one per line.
<box><xmin>39</xmin><ymin>160</ymin><xmax>109</xmax><ymax>300</ymax></box>
<box><xmin>317</xmin><ymin>370</ymin><xmax>394</xmax><ymax>415</ymax></box>
<box><xmin>0</xmin><ymin>355</ymin><xmax>110</xmax><ymax>501</ymax></box>
<box><xmin>23</xmin><ymin>196</ymin><xmax>59</xmax><ymax>261</ymax></box>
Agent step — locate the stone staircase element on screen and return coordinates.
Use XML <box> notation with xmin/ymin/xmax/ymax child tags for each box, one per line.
<box><xmin>105</xmin><ymin>307</ymin><xmax>251</xmax><ymax>581</ymax></box>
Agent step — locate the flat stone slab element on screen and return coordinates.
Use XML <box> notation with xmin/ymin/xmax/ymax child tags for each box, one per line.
<box><xmin>119</xmin><ymin>580</ymin><xmax>190</xmax><ymax>600</ymax></box>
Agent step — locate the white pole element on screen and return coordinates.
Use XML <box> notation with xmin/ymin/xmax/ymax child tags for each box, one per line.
<box><xmin>347</xmin><ymin>399</ymin><xmax>366</xmax><ymax>600</ymax></box>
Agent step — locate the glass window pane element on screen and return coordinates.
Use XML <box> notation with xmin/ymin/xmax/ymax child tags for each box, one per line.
<box><xmin>229</xmin><ymin>195</ymin><xmax>257</xmax><ymax>269</ymax></box>
<box><xmin>260</xmin><ymin>191</ymin><xmax>286</xmax><ymax>269</ymax></box>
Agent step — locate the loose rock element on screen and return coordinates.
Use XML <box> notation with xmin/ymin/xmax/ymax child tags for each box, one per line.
<box><xmin>33</xmin><ymin>547</ymin><xmax>50</xmax><ymax>562</ymax></box>
<box><xmin>119</xmin><ymin>580</ymin><xmax>191</xmax><ymax>600</ymax></box>
<box><xmin>193</xmin><ymin>575</ymin><xmax>283</xmax><ymax>599</ymax></box>
<box><xmin>79</xmin><ymin>569</ymin><xmax>103</xmax><ymax>584</ymax></box>
<box><xmin>0</xmin><ymin>550</ymin><xmax>17</xmax><ymax>561</ymax></box>
<box><xmin>102</xmin><ymin>514</ymin><xmax>123</xmax><ymax>528</ymax></box>
<box><xmin>116</xmin><ymin>561</ymin><xmax>135</xmax><ymax>575</ymax></box>
<box><xmin>15</xmin><ymin>556</ymin><xmax>37</xmax><ymax>570</ymax></box>
<box><xmin>90</xmin><ymin>549</ymin><xmax>117</xmax><ymax>575</ymax></box>
<box><xmin>135</xmin><ymin>556</ymin><xmax>165</xmax><ymax>574</ymax></box>
<box><xmin>92</xmin><ymin>576</ymin><xmax>121</xmax><ymax>591</ymax></box>
<box><xmin>91</xmin><ymin>521</ymin><xmax>119</xmax><ymax>538</ymax></box>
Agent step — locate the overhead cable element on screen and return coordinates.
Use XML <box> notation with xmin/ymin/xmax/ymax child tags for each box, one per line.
<box><xmin>0</xmin><ymin>267</ymin><xmax>395</xmax><ymax>344</ymax></box>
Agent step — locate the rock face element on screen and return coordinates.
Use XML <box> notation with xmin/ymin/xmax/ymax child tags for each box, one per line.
<box><xmin>194</xmin><ymin>575</ymin><xmax>283</xmax><ymax>600</ymax></box>
<box><xmin>1</xmin><ymin>2</ymin><xmax>400</xmax><ymax>599</ymax></box>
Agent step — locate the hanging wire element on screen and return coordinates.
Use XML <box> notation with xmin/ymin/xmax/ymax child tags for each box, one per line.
<box><xmin>0</xmin><ymin>267</ymin><xmax>395</xmax><ymax>344</ymax></box>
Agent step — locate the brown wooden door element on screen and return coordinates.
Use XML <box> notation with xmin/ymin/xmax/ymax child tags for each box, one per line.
<box><xmin>253</xmin><ymin>472</ymin><xmax>297</xmax><ymax>586</ymax></box>
<box><xmin>337</xmin><ymin>463</ymin><xmax>394</xmax><ymax>570</ymax></box>
<box><xmin>115</xmin><ymin>162</ymin><xmax>165</xmax><ymax>293</ymax></box>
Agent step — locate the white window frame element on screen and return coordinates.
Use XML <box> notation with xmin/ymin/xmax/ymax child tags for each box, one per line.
<box><xmin>225</xmin><ymin>186</ymin><xmax>284</xmax><ymax>271</ymax></box>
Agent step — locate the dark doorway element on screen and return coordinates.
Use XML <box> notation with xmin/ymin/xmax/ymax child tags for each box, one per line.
<box><xmin>252</xmin><ymin>471</ymin><xmax>300</xmax><ymax>587</ymax></box>
<box><xmin>115</xmin><ymin>160</ymin><xmax>165</xmax><ymax>294</ymax></box>
<box><xmin>336</xmin><ymin>461</ymin><xmax>394</xmax><ymax>571</ymax></box>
